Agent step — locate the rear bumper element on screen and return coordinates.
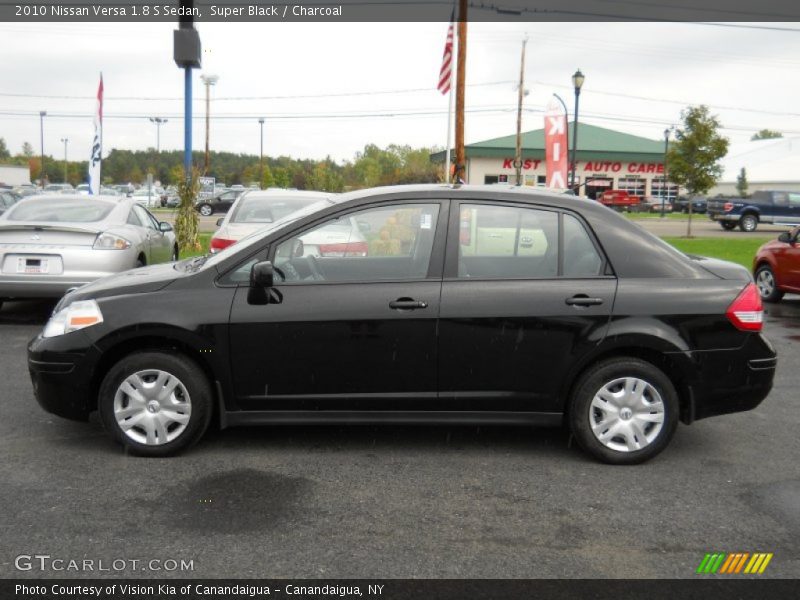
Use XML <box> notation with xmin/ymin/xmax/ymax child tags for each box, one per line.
<box><xmin>680</xmin><ymin>334</ymin><xmax>776</xmax><ymax>423</ymax></box>
<box><xmin>0</xmin><ymin>278</ymin><xmax>96</xmax><ymax>298</ymax></box>
<box><xmin>708</xmin><ymin>212</ymin><xmax>737</xmax><ymax>222</ymax></box>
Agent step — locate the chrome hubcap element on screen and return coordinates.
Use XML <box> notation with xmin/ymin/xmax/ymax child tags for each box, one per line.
<box><xmin>756</xmin><ymin>270</ymin><xmax>774</xmax><ymax>297</ymax></box>
<box><xmin>113</xmin><ymin>369</ymin><xmax>192</xmax><ymax>446</ymax></box>
<box><xmin>589</xmin><ymin>377</ymin><xmax>665</xmax><ymax>453</ymax></box>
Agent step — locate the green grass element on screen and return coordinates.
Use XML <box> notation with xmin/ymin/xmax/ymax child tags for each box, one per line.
<box><xmin>662</xmin><ymin>236</ymin><xmax>772</xmax><ymax>269</ymax></box>
<box><xmin>180</xmin><ymin>233</ymin><xmax>212</xmax><ymax>259</ymax></box>
<box><xmin>625</xmin><ymin>212</ymin><xmax>688</xmax><ymax>220</ymax></box>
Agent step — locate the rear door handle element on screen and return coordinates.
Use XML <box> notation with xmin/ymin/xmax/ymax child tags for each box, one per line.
<box><xmin>566</xmin><ymin>295</ymin><xmax>604</xmax><ymax>307</ymax></box>
<box><xmin>389</xmin><ymin>298</ymin><xmax>428</xmax><ymax>310</ymax></box>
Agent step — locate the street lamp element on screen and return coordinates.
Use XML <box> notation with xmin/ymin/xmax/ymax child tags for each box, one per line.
<box><xmin>570</xmin><ymin>69</ymin><xmax>585</xmax><ymax>193</ymax></box>
<box><xmin>39</xmin><ymin>111</ymin><xmax>47</xmax><ymax>187</ymax></box>
<box><xmin>259</xmin><ymin>118</ymin><xmax>265</xmax><ymax>188</ymax></box>
<box><xmin>661</xmin><ymin>127</ymin><xmax>672</xmax><ymax>218</ymax></box>
<box><xmin>200</xmin><ymin>73</ymin><xmax>219</xmax><ymax>173</ymax></box>
<box><xmin>149</xmin><ymin>117</ymin><xmax>168</xmax><ymax>152</ymax></box>
<box><xmin>60</xmin><ymin>137</ymin><xmax>69</xmax><ymax>183</ymax></box>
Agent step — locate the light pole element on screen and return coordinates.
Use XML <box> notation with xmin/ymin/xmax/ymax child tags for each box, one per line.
<box><xmin>200</xmin><ymin>73</ymin><xmax>218</xmax><ymax>174</ymax></box>
<box><xmin>570</xmin><ymin>69</ymin><xmax>585</xmax><ymax>193</ymax></box>
<box><xmin>60</xmin><ymin>137</ymin><xmax>69</xmax><ymax>183</ymax></box>
<box><xmin>259</xmin><ymin>118</ymin><xmax>265</xmax><ymax>188</ymax></box>
<box><xmin>39</xmin><ymin>111</ymin><xmax>47</xmax><ymax>187</ymax></box>
<box><xmin>661</xmin><ymin>127</ymin><xmax>671</xmax><ymax>218</ymax></box>
<box><xmin>513</xmin><ymin>36</ymin><xmax>528</xmax><ymax>187</ymax></box>
<box><xmin>149</xmin><ymin>117</ymin><xmax>168</xmax><ymax>152</ymax></box>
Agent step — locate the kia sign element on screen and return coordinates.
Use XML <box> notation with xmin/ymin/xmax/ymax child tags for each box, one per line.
<box><xmin>545</xmin><ymin>99</ymin><xmax>568</xmax><ymax>189</ymax></box>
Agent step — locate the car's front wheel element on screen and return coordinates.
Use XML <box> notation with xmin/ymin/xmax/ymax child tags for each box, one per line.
<box><xmin>198</xmin><ymin>204</ymin><xmax>213</xmax><ymax>216</ymax></box>
<box><xmin>755</xmin><ymin>264</ymin><xmax>784</xmax><ymax>303</ymax></box>
<box><xmin>98</xmin><ymin>351</ymin><xmax>213</xmax><ymax>456</ymax></box>
<box><xmin>569</xmin><ymin>357</ymin><xmax>679</xmax><ymax>465</ymax></box>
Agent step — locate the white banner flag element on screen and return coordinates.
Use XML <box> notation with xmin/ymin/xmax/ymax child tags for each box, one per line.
<box><xmin>88</xmin><ymin>74</ymin><xmax>103</xmax><ymax>195</ymax></box>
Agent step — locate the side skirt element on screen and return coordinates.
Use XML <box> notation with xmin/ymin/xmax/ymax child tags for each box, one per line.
<box><xmin>225</xmin><ymin>410</ymin><xmax>564</xmax><ymax>427</ymax></box>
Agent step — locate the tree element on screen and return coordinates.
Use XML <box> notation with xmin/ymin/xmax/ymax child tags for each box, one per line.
<box><xmin>751</xmin><ymin>129</ymin><xmax>782</xmax><ymax>141</ymax></box>
<box><xmin>21</xmin><ymin>142</ymin><xmax>34</xmax><ymax>157</ymax></box>
<box><xmin>736</xmin><ymin>167</ymin><xmax>749</xmax><ymax>197</ymax></box>
<box><xmin>0</xmin><ymin>138</ymin><xmax>10</xmax><ymax>160</ymax></box>
<box><xmin>667</xmin><ymin>105</ymin><xmax>729</xmax><ymax>237</ymax></box>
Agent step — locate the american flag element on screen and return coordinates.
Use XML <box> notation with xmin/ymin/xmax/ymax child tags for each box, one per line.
<box><xmin>437</xmin><ymin>12</ymin><xmax>455</xmax><ymax>95</ymax></box>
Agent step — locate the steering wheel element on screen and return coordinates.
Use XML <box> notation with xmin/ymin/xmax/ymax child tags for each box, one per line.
<box><xmin>306</xmin><ymin>254</ymin><xmax>325</xmax><ymax>281</ymax></box>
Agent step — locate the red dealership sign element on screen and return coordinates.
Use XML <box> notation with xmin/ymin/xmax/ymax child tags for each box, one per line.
<box><xmin>544</xmin><ymin>99</ymin><xmax>568</xmax><ymax>189</ymax></box>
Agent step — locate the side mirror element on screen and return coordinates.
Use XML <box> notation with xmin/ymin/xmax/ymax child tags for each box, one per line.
<box><xmin>216</xmin><ymin>217</ymin><xmax>224</xmax><ymax>227</ymax></box>
<box><xmin>158</xmin><ymin>221</ymin><xmax>173</xmax><ymax>233</ymax></box>
<box><xmin>778</xmin><ymin>232</ymin><xmax>792</xmax><ymax>243</ymax></box>
<box><xmin>292</xmin><ymin>238</ymin><xmax>305</xmax><ymax>257</ymax></box>
<box><xmin>250</xmin><ymin>261</ymin><xmax>274</xmax><ymax>288</ymax></box>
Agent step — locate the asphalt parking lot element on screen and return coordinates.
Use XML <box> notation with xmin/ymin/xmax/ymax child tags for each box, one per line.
<box><xmin>0</xmin><ymin>299</ymin><xmax>798</xmax><ymax>579</ymax></box>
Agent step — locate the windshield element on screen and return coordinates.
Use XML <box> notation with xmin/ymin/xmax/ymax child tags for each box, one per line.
<box><xmin>197</xmin><ymin>199</ymin><xmax>334</xmax><ymax>270</ymax></box>
<box><xmin>6</xmin><ymin>198</ymin><xmax>115</xmax><ymax>222</ymax></box>
<box><xmin>230</xmin><ymin>195</ymin><xmax>327</xmax><ymax>224</ymax></box>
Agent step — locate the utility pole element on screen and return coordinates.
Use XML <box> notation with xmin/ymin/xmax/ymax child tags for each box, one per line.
<box><xmin>454</xmin><ymin>0</ymin><xmax>467</xmax><ymax>184</ymax></box>
<box><xmin>149</xmin><ymin>117</ymin><xmax>168</xmax><ymax>152</ymax></box>
<box><xmin>39</xmin><ymin>111</ymin><xmax>46</xmax><ymax>187</ymax></box>
<box><xmin>514</xmin><ymin>37</ymin><xmax>528</xmax><ymax>187</ymax></box>
<box><xmin>259</xmin><ymin>118</ymin><xmax>265</xmax><ymax>188</ymax></box>
<box><xmin>60</xmin><ymin>137</ymin><xmax>69</xmax><ymax>183</ymax></box>
<box><xmin>200</xmin><ymin>74</ymin><xmax>218</xmax><ymax>174</ymax></box>
<box><xmin>173</xmin><ymin>0</ymin><xmax>201</xmax><ymax>180</ymax></box>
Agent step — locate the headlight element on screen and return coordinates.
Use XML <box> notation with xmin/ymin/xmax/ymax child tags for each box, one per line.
<box><xmin>94</xmin><ymin>233</ymin><xmax>131</xmax><ymax>250</ymax></box>
<box><xmin>42</xmin><ymin>300</ymin><xmax>104</xmax><ymax>338</ymax></box>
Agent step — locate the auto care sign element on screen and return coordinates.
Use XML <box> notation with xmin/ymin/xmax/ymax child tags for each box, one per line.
<box><xmin>545</xmin><ymin>98</ymin><xmax>568</xmax><ymax>189</ymax></box>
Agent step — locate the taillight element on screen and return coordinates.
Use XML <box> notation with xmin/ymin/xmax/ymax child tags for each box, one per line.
<box><xmin>726</xmin><ymin>283</ymin><xmax>763</xmax><ymax>332</ymax></box>
<box><xmin>723</xmin><ymin>202</ymin><xmax>734</xmax><ymax>212</ymax></box>
<box><xmin>210</xmin><ymin>237</ymin><xmax>236</xmax><ymax>253</ymax></box>
<box><xmin>318</xmin><ymin>241</ymin><xmax>368</xmax><ymax>257</ymax></box>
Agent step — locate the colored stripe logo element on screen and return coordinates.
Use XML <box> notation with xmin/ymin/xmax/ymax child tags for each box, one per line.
<box><xmin>696</xmin><ymin>552</ymin><xmax>773</xmax><ymax>574</ymax></box>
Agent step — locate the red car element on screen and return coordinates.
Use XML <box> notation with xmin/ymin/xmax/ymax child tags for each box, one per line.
<box><xmin>598</xmin><ymin>189</ymin><xmax>642</xmax><ymax>211</ymax></box>
<box><xmin>753</xmin><ymin>227</ymin><xmax>800</xmax><ymax>302</ymax></box>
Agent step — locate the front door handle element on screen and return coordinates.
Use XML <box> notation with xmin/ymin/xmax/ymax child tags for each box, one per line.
<box><xmin>389</xmin><ymin>298</ymin><xmax>428</xmax><ymax>310</ymax></box>
<box><xmin>566</xmin><ymin>295</ymin><xmax>604</xmax><ymax>307</ymax></box>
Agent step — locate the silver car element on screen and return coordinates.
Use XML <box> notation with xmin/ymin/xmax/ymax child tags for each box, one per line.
<box><xmin>0</xmin><ymin>195</ymin><xmax>177</xmax><ymax>301</ymax></box>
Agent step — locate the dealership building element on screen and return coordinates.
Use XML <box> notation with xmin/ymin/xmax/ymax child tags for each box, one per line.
<box><xmin>434</xmin><ymin>123</ymin><xmax>678</xmax><ymax>201</ymax></box>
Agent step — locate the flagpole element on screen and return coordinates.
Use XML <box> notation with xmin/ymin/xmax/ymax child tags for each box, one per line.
<box><xmin>444</xmin><ymin>83</ymin><xmax>453</xmax><ymax>183</ymax></box>
<box><xmin>98</xmin><ymin>72</ymin><xmax>103</xmax><ymax>189</ymax></box>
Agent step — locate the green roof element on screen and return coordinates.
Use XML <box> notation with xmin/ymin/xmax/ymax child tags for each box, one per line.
<box><xmin>432</xmin><ymin>123</ymin><xmax>665</xmax><ymax>163</ymax></box>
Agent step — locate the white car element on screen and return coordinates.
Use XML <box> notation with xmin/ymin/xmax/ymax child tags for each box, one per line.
<box><xmin>211</xmin><ymin>190</ymin><xmax>338</xmax><ymax>253</ymax></box>
<box><xmin>131</xmin><ymin>188</ymin><xmax>160</xmax><ymax>208</ymax></box>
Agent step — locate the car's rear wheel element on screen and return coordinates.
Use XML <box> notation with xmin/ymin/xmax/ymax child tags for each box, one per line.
<box><xmin>198</xmin><ymin>204</ymin><xmax>213</xmax><ymax>216</ymax></box>
<box><xmin>569</xmin><ymin>357</ymin><xmax>679</xmax><ymax>465</ymax></box>
<box><xmin>755</xmin><ymin>265</ymin><xmax>784</xmax><ymax>303</ymax></box>
<box><xmin>720</xmin><ymin>221</ymin><xmax>737</xmax><ymax>230</ymax></box>
<box><xmin>98</xmin><ymin>351</ymin><xmax>213</xmax><ymax>457</ymax></box>
<box><xmin>739</xmin><ymin>214</ymin><xmax>758</xmax><ymax>232</ymax></box>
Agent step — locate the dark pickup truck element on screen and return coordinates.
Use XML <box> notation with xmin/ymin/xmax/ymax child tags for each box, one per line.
<box><xmin>708</xmin><ymin>190</ymin><xmax>800</xmax><ymax>232</ymax></box>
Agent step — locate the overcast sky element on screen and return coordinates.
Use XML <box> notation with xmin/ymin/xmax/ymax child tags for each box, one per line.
<box><xmin>2</xmin><ymin>20</ymin><xmax>800</xmax><ymax>165</ymax></box>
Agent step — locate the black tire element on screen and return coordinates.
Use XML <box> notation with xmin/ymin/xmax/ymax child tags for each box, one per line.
<box><xmin>135</xmin><ymin>257</ymin><xmax>145</xmax><ymax>268</ymax></box>
<box><xmin>98</xmin><ymin>351</ymin><xmax>213</xmax><ymax>457</ymax></box>
<box><xmin>739</xmin><ymin>214</ymin><xmax>758</xmax><ymax>232</ymax></box>
<box><xmin>755</xmin><ymin>264</ymin><xmax>784</xmax><ymax>303</ymax></box>
<box><xmin>171</xmin><ymin>245</ymin><xmax>179</xmax><ymax>262</ymax></box>
<box><xmin>720</xmin><ymin>221</ymin><xmax>737</xmax><ymax>231</ymax></box>
<box><xmin>569</xmin><ymin>357</ymin><xmax>679</xmax><ymax>465</ymax></box>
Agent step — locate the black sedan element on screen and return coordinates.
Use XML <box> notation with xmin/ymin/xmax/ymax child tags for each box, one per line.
<box><xmin>28</xmin><ymin>185</ymin><xmax>776</xmax><ymax>464</ymax></box>
<box><xmin>194</xmin><ymin>189</ymin><xmax>245</xmax><ymax>216</ymax></box>
<box><xmin>672</xmin><ymin>195</ymin><xmax>708</xmax><ymax>214</ymax></box>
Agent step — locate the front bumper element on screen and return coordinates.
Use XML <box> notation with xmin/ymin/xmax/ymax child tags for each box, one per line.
<box><xmin>28</xmin><ymin>332</ymin><xmax>99</xmax><ymax>421</ymax></box>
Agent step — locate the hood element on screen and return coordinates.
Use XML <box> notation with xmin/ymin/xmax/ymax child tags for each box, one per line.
<box><xmin>689</xmin><ymin>255</ymin><xmax>751</xmax><ymax>282</ymax></box>
<box><xmin>63</xmin><ymin>262</ymin><xmax>182</xmax><ymax>305</ymax></box>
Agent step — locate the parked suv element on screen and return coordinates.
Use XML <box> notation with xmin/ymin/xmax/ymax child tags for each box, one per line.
<box><xmin>29</xmin><ymin>185</ymin><xmax>775</xmax><ymax>464</ymax></box>
<box><xmin>708</xmin><ymin>191</ymin><xmax>800</xmax><ymax>232</ymax></box>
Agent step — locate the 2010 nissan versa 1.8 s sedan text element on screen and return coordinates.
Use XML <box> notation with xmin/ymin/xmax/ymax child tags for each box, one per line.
<box><xmin>28</xmin><ymin>185</ymin><xmax>776</xmax><ymax>464</ymax></box>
